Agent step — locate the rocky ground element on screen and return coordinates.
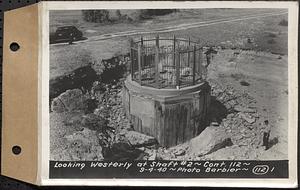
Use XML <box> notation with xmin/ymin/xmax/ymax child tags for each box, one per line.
<box><xmin>50</xmin><ymin>47</ymin><xmax>288</xmax><ymax>161</ymax></box>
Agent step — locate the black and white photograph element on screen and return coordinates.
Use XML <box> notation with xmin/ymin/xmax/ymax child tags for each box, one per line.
<box><xmin>44</xmin><ymin>1</ymin><xmax>297</xmax><ymax>184</ymax></box>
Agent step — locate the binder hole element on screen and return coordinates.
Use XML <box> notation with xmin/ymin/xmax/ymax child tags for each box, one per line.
<box><xmin>12</xmin><ymin>146</ymin><xmax>22</xmax><ymax>155</ymax></box>
<box><xmin>10</xmin><ymin>42</ymin><xmax>20</xmax><ymax>52</ymax></box>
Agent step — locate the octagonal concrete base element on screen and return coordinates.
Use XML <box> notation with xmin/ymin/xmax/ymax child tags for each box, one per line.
<box><xmin>122</xmin><ymin>75</ymin><xmax>211</xmax><ymax>147</ymax></box>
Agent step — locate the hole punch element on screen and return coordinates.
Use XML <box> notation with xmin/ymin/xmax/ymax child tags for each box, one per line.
<box><xmin>10</xmin><ymin>42</ymin><xmax>20</xmax><ymax>52</ymax></box>
<box><xmin>12</xmin><ymin>145</ymin><xmax>22</xmax><ymax>155</ymax></box>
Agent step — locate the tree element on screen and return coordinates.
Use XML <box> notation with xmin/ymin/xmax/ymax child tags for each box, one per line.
<box><xmin>82</xmin><ymin>10</ymin><xmax>110</xmax><ymax>23</ymax></box>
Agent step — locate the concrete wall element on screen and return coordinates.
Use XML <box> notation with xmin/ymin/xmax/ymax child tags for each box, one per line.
<box><xmin>122</xmin><ymin>76</ymin><xmax>211</xmax><ymax>147</ymax></box>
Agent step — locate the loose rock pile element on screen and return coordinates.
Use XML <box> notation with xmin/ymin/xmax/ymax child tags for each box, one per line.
<box><xmin>209</xmin><ymin>79</ymin><xmax>262</xmax><ymax>149</ymax></box>
<box><xmin>50</xmin><ymin>55</ymin><xmax>156</xmax><ymax>161</ymax></box>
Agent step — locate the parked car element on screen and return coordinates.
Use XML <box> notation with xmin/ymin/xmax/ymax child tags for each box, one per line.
<box><xmin>50</xmin><ymin>25</ymin><xmax>83</xmax><ymax>44</ymax></box>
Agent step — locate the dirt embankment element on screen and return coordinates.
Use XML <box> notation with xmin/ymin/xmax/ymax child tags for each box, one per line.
<box><xmin>50</xmin><ymin>55</ymin><xmax>132</xmax><ymax>161</ymax></box>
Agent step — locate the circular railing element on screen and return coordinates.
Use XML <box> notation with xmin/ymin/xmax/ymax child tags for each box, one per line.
<box><xmin>130</xmin><ymin>35</ymin><xmax>206</xmax><ymax>89</ymax></box>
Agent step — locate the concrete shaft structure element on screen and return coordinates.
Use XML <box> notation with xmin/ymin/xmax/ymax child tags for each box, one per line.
<box><xmin>122</xmin><ymin>75</ymin><xmax>211</xmax><ymax>148</ymax></box>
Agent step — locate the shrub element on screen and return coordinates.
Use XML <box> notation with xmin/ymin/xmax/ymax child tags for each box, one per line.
<box><xmin>115</xmin><ymin>10</ymin><xmax>122</xmax><ymax>19</ymax></box>
<box><xmin>267</xmin><ymin>39</ymin><xmax>276</xmax><ymax>44</ymax></box>
<box><xmin>82</xmin><ymin>9</ymin><xmax>177</xmax><ymax>23</ymax></box>
<box><xmin>82</xmin><ymin>10</ymin><xmax>110</xmax><ymax>23</ymax></box>
<box><xmin>279</xmin><ymin>19</ymin><xmax>288</xmax><ymax>26</ymax></box>
<box><xmin>139</xmin><ymin>9</ymin><xmax>176</xmax><ymax>19</ymax></box>
<box><xmin>228</xmin><ymin>57</ymin><xmax>236</xmax><ymax>62</ymax></box>
<box><xmin>240</xmin><ymin>80</ymin><xmax>250</xmax><ymax>86</ymax></box>
<box><xmin>268</xmin><ymin>32</ymin><xmax>277</xmax><ymax>38</ymax></box>
<box><xmin>231</xmin><ymin>73</ymin><xmax>244</xmax><ymax>81</ymax></box>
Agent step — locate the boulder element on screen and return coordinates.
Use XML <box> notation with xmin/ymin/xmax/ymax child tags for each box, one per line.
<box><xmin>239</xmin><ymin>112</ymin><xmax>256</xmax><ymax>124</ymax></box>
<box><xmin>211</xmin><ymin>122</ymin><xmax>219</xmax><ymax>126</ymax></box>
<box><xmin>224</xmin><ymin>99</ymin><xmax>237</xmax><ymax>110</ymax></box>
<box><xmin>63</xmin><ymin>128</ymin><xmax>104</xmax><ymax>161</ymax></box>
<box><xmin>125</xmin><ymin>131</ymin><xmax>157</xmax><ymax>147</ymax></box>
<box><xmin>81</xmin><ymin>113</ymin><xmax>111</xmax><ymax>132</ymax></box>
<box><xmin>83</xmin><ymin>98</ymin><xmax>98</xmax><ymax>114</ymax></box>
<box><xmin>173</xmin><ymin>148</ymin><xmax>186</xmax><ymax>156</ymax></box>
<box><xmin>234</xmin><ymin>105</ymin><xmax>256</xmax><ymax>113</ymax></box>
<box><xmin>189</xmin><ymin>126</ymin><xmax>232</xmax><ymax>156</ymax></box>
<box><xmin>222</xmin><ymin>119</ymin><xmax>230</xmax><ymax>128</ymax></box>
<box><xmin>102</xmin><ymin>142</ymin><xmax>144</xmax><ymax>161</ymax></box>
<box><xmin>147</xmin><ymin>150</ymin><xmax>157</xmax><ymax>160</ymax></box>
<box><xmin>51</xmin><ymin>89</ymin><xmax>86</xmax><ymax>113</ymax></box>
<box><xmin>156</xmin><ymin>148</ymin><xmax>175</xmax><ymax>160</ymax></box>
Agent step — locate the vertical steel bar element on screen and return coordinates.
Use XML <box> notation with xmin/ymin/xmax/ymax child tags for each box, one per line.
<box><xmin>155</xmin><ymin>35</ymin><xmax>160</xmax><ymax>88</ymax></box>
<box><xmin>188</xmin><ymin>37</ymin><xmax>191</xmax><ymax>67</ymax></box>
<box><xmin>130</xmin><ymin>39</ymin><xmax>134</xmax><ymax>80</ymax></box>
<box><xmin>173</xmin><ymin>35</ymin><xmax>176</xmax><ymax>67</ymax></box>
<box><xmin>141</xmin><ymin>36</ymin><xmax>144</xmax><ymax>71</ymax></box>
<box><xmin>193</xmin><ymin>45</ymin><xmax>196</xmax><ymax>85</ymax></box>
<box><xmin>176</xmin><ymin>51</ymin><xmax>180</xmax><ymax>88</ymax></box>
<box><xmin>199</xmin><ymin>46</ymin><xmax>202</xmax><ymax>79</ymax></box>
<box><xmin>138</xmin><ymin>45</ymin><xmax>142</xmax><ymax>85</ymax></box>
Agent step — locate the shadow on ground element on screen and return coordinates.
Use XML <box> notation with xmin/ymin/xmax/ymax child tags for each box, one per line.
<box><xmin>206</xmin><ymin>96</ymin><xmax>229</xmax><ymax>124</ymax></box>
<box><xmin>267</xmin><ymin>137</ymin><xmax>279</xmax><ymax>150</ymax></box>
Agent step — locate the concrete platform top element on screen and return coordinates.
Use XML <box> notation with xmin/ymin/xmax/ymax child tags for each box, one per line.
<box><xmin>124</xmin><ymin>75</ymin><xmax>210</xmax><ymax>102</ymax></box>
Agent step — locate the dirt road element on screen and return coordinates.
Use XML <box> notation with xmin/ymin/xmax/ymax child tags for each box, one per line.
<box><xmin>51</xmin><ymin>10</ymin><xmax>287</xmax><ymax>46</ymax></box>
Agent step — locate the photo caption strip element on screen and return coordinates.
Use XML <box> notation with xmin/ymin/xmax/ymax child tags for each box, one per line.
<box><xmin>50</xmin><ymin>160</ymin><xmax>288</xmax><ymax>178</ymax></box>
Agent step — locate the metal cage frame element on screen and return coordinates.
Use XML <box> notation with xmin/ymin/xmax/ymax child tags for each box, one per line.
<box><xmin>130</xmin><ymin>35</ymin><xmax>206</xmax><ymax>89</ymax></box>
